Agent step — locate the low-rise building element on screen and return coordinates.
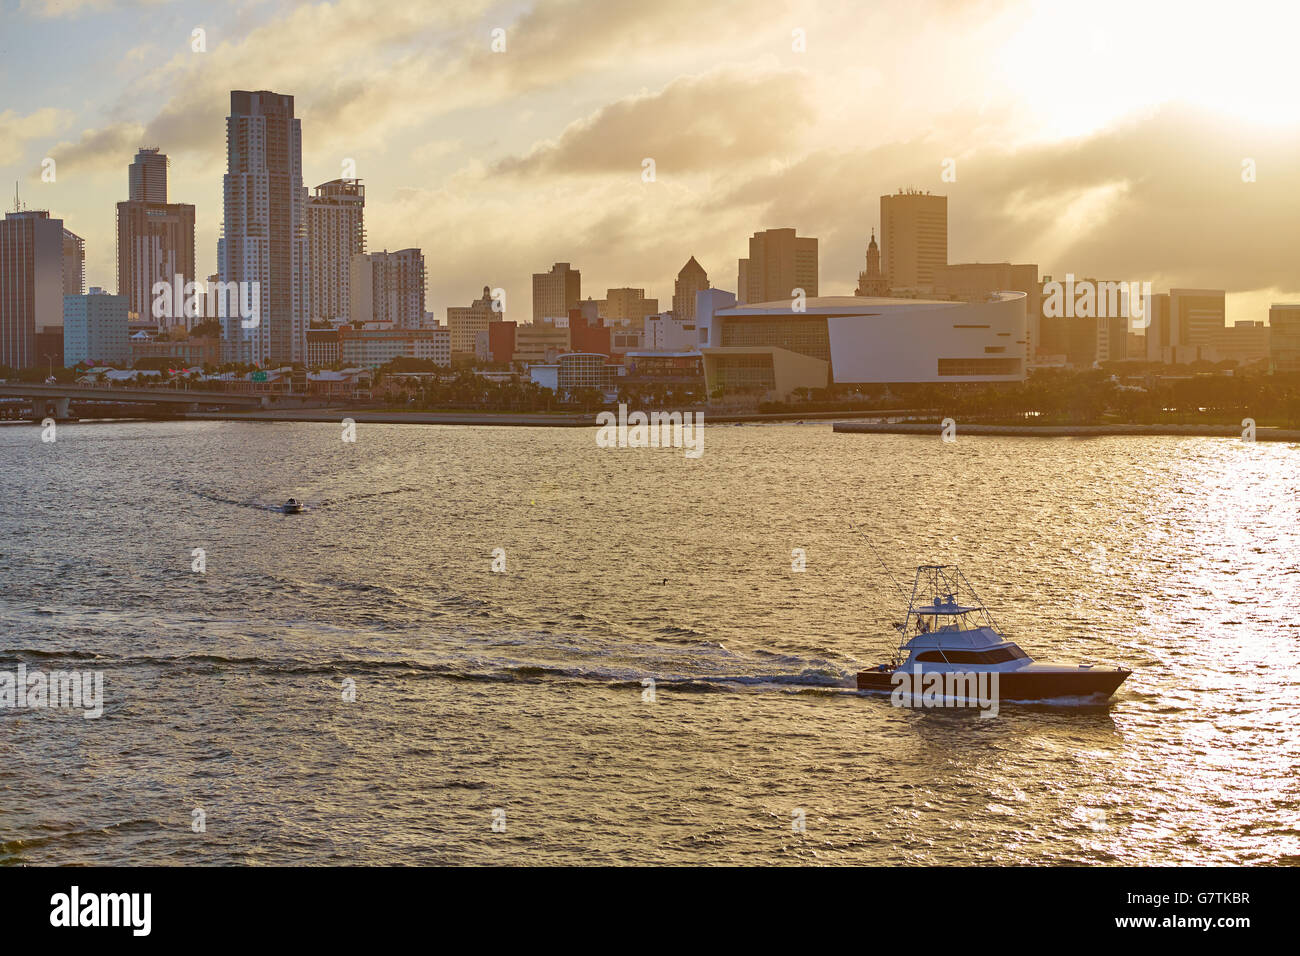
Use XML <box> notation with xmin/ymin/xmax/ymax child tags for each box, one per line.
<box><xmin>339</xmin><ymin>326</ymin><xmax>450</xmax><ymax>367</ymax></box>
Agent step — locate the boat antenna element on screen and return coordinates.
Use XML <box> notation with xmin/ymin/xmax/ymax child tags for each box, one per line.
<box><xmin>851</xmin><ymin>524</ymin><xmax>908</xmax><ymax>601</ymax></box>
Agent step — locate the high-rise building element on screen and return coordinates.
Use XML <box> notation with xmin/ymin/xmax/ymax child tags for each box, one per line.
<box><xmin>348</xmin><ymin>248</ymin><xmax>425</xmax><ymax>329</ymax></box>
<box><xmin>129</xmin><ymin>147</ymin><xmax>169</xmax><ymax>203</ymax></box>
<box><xmin>64</xmin><ymin>287</ymin><xmax>129</xmax><ymax>366</ymax></box>
<box><xmin>1171</xmin><ymin>288</ymin><xmax>1226</xmax><ymax>350</ymax></box>
<box><xmin>62</xmin><ymin>228</ymin><xmax>84</xmax><ymax>298</ymax></box>
<box><xmin>1144</xmin><ymin>288</ymin><xmax>1225</xmax><ymax>363</ymax></box>
<box><xmin>672</xmin><ymin>257</ymin><xmax>709</xmax><ymax>322</ymax></box>
<box><xmin>306</xmin><ymin>179</ymin><xmax>365</xmax><ymax>325</ymax></box>
<box><xmin>532</xmin><ymin>262</ymin><xmax>580</xmax><ymax>321</ymax></box>
<box><xmin>854</xmin><ymin>229</ymin><xmax>888</xmax><ymax>297</ymax></box>
<box><xmin>600</xmin><ymin>288</ymin><xmax>658</xmax><ymax>329</ymax></box>
<box><xmin>880</xmin><ymin>190</ymin><xmax>947</xmax><ymax>292</ymax></box>
<box><xmin>0</xmin><ymin>210</ymin><xmax>65</xmax><ymax>369</ymax></box>
<box><xmin>116</xmin><ymin>148</ymin><xmax>196</xmax><ymax>324</ymax></box>
<box><xmin>736</xmin><ymin>228</ymin><xmax>817</xmax><ymax>305</ymax></box>
<box><xmin>1268</xmin><ymin>304</ymin><xmax>1300</xmax><ymax>373</ymax></box>
<box><xmin>447</xmin><ymin>285</ymin><xmax>500</xmax><ymax>356</ymax></box>
<box><xmin>218</xmin><ymin>90</ymin><xmax>308</xmax><ymax>365</ymax></box>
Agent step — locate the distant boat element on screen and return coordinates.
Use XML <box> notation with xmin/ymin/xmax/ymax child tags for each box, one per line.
<box><xmin>282</xmin><ymin>498</ymin><xmax>306</xmax><ymax>514</ymax></box>
<box><xmin>857</xmin><ymin>565</ymin><xmax>1131</xmax><ymax>701</ymax></box>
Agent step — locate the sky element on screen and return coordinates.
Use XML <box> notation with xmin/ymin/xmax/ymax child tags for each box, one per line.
<box><xmin>3</xmin><ymin>0</ymin><xmax>1299</xmax><ymax>324</ymax></box>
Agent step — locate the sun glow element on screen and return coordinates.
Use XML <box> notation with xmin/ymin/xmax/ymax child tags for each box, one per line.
<box><xmin>996</xmin><ymin>0</ymin><xmax>1300</xmax><ymax>141</ymax></box>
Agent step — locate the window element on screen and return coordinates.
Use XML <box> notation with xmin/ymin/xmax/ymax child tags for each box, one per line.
<box><xmin>915</xmin><ymin>651</ymin><xmax>947</xmax><ymax>663</ymax></box>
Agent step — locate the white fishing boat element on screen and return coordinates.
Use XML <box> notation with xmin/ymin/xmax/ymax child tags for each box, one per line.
<box><xmin>857</xmin><ymin>565</ymin><xmax>1131</xmax><ymax>700</ymax></box>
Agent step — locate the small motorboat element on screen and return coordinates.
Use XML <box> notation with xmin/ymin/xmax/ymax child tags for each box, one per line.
<box><xmin>857</xmin><ymin>564</ymin><xmax>1131</xmax><ymax>702</ymax></box>
<box><xmin>282</xmin><ymin>498</ymin><xmax>306</xmax><ymax>514</ymax></box>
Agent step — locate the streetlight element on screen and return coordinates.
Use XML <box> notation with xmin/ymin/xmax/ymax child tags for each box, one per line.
<box><xmin>42</xmin><ymin>353</ymin><xmax>56</xmax><ymax>382</ymax></box>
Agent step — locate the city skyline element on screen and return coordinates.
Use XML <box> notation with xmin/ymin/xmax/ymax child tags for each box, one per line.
<box><xmin>3</xmin><ymin>0</ymin><xmax>1300</xmax><ymax>327</ymax></box>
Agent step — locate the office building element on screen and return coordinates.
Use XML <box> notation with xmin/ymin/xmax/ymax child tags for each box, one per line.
<box><xmin>116</xmin><ymin>148</ymin><xmax>196</xmax><ymax>324</ymax></box>
<box><xmin>600</xmin><ymin>287</ymin><xmax>658</xmax><ymax>329</ymax></box>
<box><xmin>447</xmin><ymin>285</ymin><xmax>501</xmax><ymax>356</ymax></box>
<box><xmin>532</xmin><ymin>261</ymin><xmax>580</xmax><ymax>321</ymax></box>
<box><xmin>64</xmin><ymin>287</ymin><xmax>129</xmax><ymax>366</ymax></box>
<box><xmin>736</xmin><ymin>228</ymin><xmax>818</xmax><ymax>305</ymax></box>
<box><xmin>880</xmin><ymin>190</ymin><xmax>947</xmax><ymax>291</ymax></box>
<box><xmin>672</xmin><ymin>257</ymin><xmax>709</xmax><ymax>322</ymax></box>
<box><xmin>1269</xmin><ymin>305</ymin><xmax>1300</xmax><ymax>373</ymax></box>
<box><xmin>0</xmin><ymin>210</ymin><xmax>65</xmax><ymax>369</ymax></box>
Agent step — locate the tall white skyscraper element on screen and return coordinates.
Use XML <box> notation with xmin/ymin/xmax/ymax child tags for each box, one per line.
<box><xmin>218</xmin><ymin>90</ymin><xmax>308</xmax><ymax>365</ymax></box>
<box><xmin>306</xmin><ymin>179</ymin><xmax>365</xmax><ymax>326</ymax></box>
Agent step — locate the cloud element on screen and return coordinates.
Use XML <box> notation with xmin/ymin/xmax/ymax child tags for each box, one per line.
<box><xmin>0</xmin><ymin>107</ymin><xmax>71</xmax><ymax>165</ymax></box>
<box><xmin>493</xmin><ymin>67</ymin><xmax>813</xmax><ymax>178</ymax></box>
<box><xmin>45</xmin><ymin>121</ymin><xmax>147</xmax><ymax>175</ymax></box>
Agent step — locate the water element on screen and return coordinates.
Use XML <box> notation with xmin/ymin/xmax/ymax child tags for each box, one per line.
<box><xmin>1</xmin><ymin>420</ymin><xmax>1298</xmax><ymax>865</ymax></box>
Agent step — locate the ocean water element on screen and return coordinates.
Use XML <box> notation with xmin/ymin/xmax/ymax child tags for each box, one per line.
<box><xmin>1</xmin><ymin>419</ymin><xmax>1297</xmax><ymax>865</ymax></box>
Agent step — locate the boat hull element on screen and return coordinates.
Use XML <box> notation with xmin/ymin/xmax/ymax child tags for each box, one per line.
<box><xmin>856</xmin><ymin>666</ymin><xmax>1130</xmax><ymax>701</ymax></box>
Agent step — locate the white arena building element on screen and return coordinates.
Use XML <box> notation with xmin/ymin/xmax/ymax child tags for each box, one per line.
<box><xmin>696</xmin><ymin>293</ymin><xmax>1027</xmax><ymax>399</ymax></box>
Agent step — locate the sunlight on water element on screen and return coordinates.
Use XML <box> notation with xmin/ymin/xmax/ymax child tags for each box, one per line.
<box><xmin>0</xmin><ymin>421</ymin><xmax>1296</xmax><ymax>864</ymax></box>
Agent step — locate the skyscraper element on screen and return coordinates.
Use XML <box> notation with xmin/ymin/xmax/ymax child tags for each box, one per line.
<box><xmin>532</xmin><ymin>262</ymin><xmax>580</xmax><ymax>322</ymax></box>
<box><xmin>219</xmin><ymin>90</ymin><xmax>308</xmax><ymax>365</ymax></box>
<box><xmin>672</xmin><ymin>256</ymin><xmax>709</xmax><ymax>322</ymax></box>
<box><xmin>880</xmin><ymin>190</ymin><xmax>947</xmax><ymax>292</ymax></box>
<box><xmin>349</xmin><ymin>248</ymin><xmax>425</xmax><ymax>329</ymax></box>
<box><xmin>736</xmin><ymin>228</ymin><xmax>818</xmax><ymax>305</ymax></box>
<box><xmin>116</xmin><ymin>148</ymin><xmax>196</xmax><ymax>324</ymax></box>
<box><xmin>0</xmin><ymin>210</ymin><xmax>65</xmax><ymax>369</ymax></box>
<box><xmin>306</xmin><ymin>179</ymin><xmax>365</xmax><ymax>325</ymax></box>
<box><xmin>129</xmin><ymin>147</ymin><xmax>169</xmax><ymax>203</ymax></box>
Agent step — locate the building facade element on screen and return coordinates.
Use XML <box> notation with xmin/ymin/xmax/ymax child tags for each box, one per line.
<box><xmin>672</xmin><ymin>256</ymin><xmax>709</xmax><ymax>322</ymax></box>
<box><xmin>699</xmin><ymin>293</ymin><xmax>1027</xmax><ymax>400</ymax></box>
<box><xmin>116</xmin><ymin>148</ymin><xmax>196</xmax><ymax>325</ymax></box>
<box><xmin>880</xmin><ymin>190</ymin><xmax>947</xmax><ymax>292</ymax></box>
<box><xmin>64</xmin><ymin>288</ymin><xmax>129</xmax><ymax>366</ymax></box>
<box><xmin>339</xmin><ymin>326</ymin><xmax>450</xmax><ymax>367</ymax></box>
<box><xmin>218</xmin><ymin>90</ymin><xmax>309</xmax><ymax>366</ymax></box>
<box><xmin>0</xmin><ymin>210</ymin><xmax>65</xmax><ymax>369</ymax></box>
<box><xmin>1269</xmin><ymin>305</ymin><xmax>1300</xmax><ymax>373</ymax></box>
<box><xmin>532</xmin><ymin>261</ymin><xmax>580</xmax><ymax>321</ymax></box>
<box><xmin>447</xmin><ymin>285</ymin><xmax>500</xmax><ymax>355</ymax></box>
<box><xmin>737</xmin><ymin>228</ymin><xmax>818</xmax><ymax>305</ymax></box>
<box><xmin>306</xmin><ymin>179</ymin><xmax>365</xmax><ymax>326</ymax></box>
<box><xmin>854</xmin><ymin>230</ymin><xmax>889</xmax><ymax>297</ymax></box>
<box><xmin>349</xmin><ymin>248</ymin><xmax>425</xmax><ymax>329</ymax></box>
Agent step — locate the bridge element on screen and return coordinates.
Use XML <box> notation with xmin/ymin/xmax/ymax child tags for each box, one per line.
<box><xmin>0</xmin><ymin>383</ymin><xmax>269</xmax><ymax>420</ymax></box>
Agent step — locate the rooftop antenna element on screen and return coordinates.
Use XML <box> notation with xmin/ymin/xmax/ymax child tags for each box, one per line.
<box><xmin>12</xmin><ymin>181</ymin><xmax>19</xmax><ymax>213</ymax></box>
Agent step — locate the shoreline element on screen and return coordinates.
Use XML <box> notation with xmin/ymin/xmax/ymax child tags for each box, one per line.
<box><xmin>832</xmin><ymin>421</ymin><xmax>1300</xmax><ymax>441</ymax></box>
